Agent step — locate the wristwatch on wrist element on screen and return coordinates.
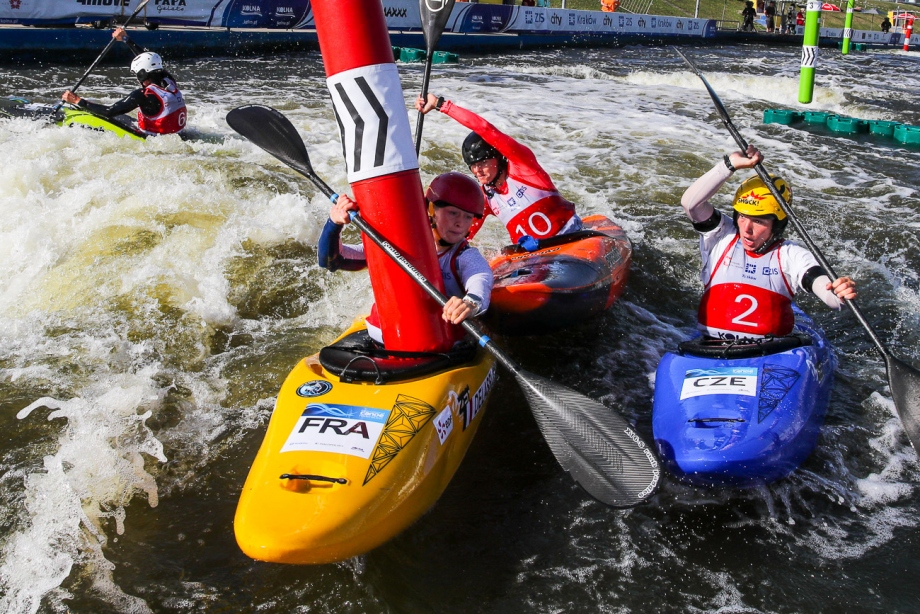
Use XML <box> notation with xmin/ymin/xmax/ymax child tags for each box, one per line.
<box><xmin>723</xmin><ymin>154</ymin><xmax>736</xmax><ymax>173</ymax></box>
<box><xmin>461</xmin><ymin>294</ymin><xmax>481</xmax><ymax>314</ymax></box>
<box><xmin>435</xmin><ymin>96</ymin><xmax>445</xmax><ymax>111</ymax></box>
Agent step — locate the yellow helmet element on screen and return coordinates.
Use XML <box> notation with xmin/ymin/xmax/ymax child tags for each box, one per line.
<box><xmin>732</xmin><ymin>175</ymin><xmax>791</xmax><ymax>221</ymax></box>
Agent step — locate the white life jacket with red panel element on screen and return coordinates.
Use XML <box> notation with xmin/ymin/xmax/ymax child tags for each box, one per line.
<box><xmin>137</xmin><ymin>78</ymin><xmax>186</xmax><ymax>135</ymax></box>
<box><xmin>698</xmin><ymin>235</ymin><xmax>796</xmax><ymax>339</ymax></box>
<box><xmin>366</xmin><ymin>240</ymin><xmax>471</xmax><ymax>345</ymax></box>
<box><xmin>487</xmin><ymin>176</ymin><xmax>577</xmax><ymax>243</ymax></box>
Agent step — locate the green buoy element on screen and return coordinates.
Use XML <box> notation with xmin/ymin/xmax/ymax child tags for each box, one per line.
<box><xmin>764</xmin><ymin>109</ymin><xmax>803</xmax><ymax>125</ymax></box>
<box><xmin>867</xmin><ymin>120</ymin><xmax>900</xmax><ymax>137</ymax></box>
<box><xmin>827</xmin><ymin>115</ymin><xmax>868</xmax><ymax>134</ymax></box>
<box><xmin>803</xmin><ymin>111</ymin><xmax>833</xmax><ymax>125</ymax></box>
<box><xmin>893</xmin><ymin>124</ymin><xmax>920</xmax><ymax>145</ymax></box>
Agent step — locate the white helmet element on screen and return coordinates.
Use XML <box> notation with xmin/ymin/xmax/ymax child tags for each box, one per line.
<box><xmin>130</xmin><ymin>52</ymin><xmax>163</xmax><ymax>81</ymax></box>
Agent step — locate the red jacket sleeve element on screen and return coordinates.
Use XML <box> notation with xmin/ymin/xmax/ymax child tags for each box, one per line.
<box><xmin>440</xmin><ymin>100</ymin><xmax>557</xmax><ymax>191</ymax></box>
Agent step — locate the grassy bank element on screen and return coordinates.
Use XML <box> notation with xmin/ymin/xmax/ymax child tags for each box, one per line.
<box><xmin>478</xmin><ymin>0</ymin><xmax>899</xmax><ymax>33</ymax></box>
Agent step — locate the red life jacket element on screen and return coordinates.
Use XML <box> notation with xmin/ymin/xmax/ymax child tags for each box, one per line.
<box><xmin>137</xmin><ymin>78</ymin><xmax>187</xmax><ymax>135</ymax></box>
<box><xmin>487</xmin><ymin>176</ymin><xmax>577</xmax><ymax>243</ymax></box>
<box><xmin>698</xmin><ymin>236</ymin><xmax>795</xmax><ymax>339</ymax></box>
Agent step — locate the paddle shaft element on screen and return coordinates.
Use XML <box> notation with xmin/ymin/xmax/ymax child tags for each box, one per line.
<box><xmin>414</xmin><ymin>57</ymin><xmax>434</xmax><ymax>156</ymax></box>
<box><xmin>72</xmin><ymin>0</ymin><xmax>151</xmax><ymax>93</ymax></box>
<box><xmin>56</xmin><ymin>0</ymin><xmax>150</xmax><ymax>110</ymax></box>
<box><xmin>413</xmin><ymin>0</ymin><xmax>455</xmax><ymax>156</ymax></box>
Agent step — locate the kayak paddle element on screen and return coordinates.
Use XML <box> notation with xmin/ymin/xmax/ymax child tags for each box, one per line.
<box><xmin>675</xmin><ymin>48</ymin><xmax>920</xmax><ymax>452</ymax></box>
<box><xmin>414</xmin><ymin>0</ymin><xmax>455</xmax><ymax>156</ymax></box>
<box><xmin>55</xmin><ymin>0</ymin><xmax>150</xmax><ymax>112</ymax></box>
<box><xmin>226</xmin><ymin>104</ymin><xmax>661</xmax><ymax>508</ymax></box>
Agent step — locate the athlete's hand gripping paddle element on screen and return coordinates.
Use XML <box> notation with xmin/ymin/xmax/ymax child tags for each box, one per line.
<box><xmin>227</xmin><ymin>104</ymin><xmax>661</xmax><ymax>508</ymax></box>
<box><xmin>676</xmin><ymin>48</ymin><xmax>920</xmax><ymax>453</ymax></box>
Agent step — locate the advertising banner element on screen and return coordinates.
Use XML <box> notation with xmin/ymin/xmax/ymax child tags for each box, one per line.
<box><xmin>1</xmin><ymin>0</ymin><xmax>715</xmax><ymax>39</ymax></box>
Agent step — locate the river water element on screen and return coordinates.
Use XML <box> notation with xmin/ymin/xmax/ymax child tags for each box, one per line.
<box><xmin>0</xmin><ymin>42</ymin><xmax>918</xmax><ymax>613</ymax></box>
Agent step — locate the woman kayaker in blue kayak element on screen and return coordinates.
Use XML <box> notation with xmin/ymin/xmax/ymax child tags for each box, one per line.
<box><xmin>681</xmin><ymin>145</ymin><xmax>857</xmax><ymax>340</ymax></box>
<box><xmin>318</xmin><ymin>172</ymin><xmax>494</xmax><ymax>346</ymax></box>
<box><xmin>415</xmin><ymin>93</ymin><xmax>582</xmax><ymax>251</ymax></box>
<box><xmin>60</xmin><ymin>27</ymin><xmax>187</xmax><ymax>135</ymax></box>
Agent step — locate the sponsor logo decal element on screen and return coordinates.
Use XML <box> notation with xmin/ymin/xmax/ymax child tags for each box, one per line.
<box><xmin>363</xmin><ymin>394</ymin><xmax>437</xmax><ymax>485</ymax></box>
<box><xmin>757</xmin><ymin>364</ymin><xmax>800</xmax><ymax>422</ymax></box>
<box><xmin>680</xmin><ymin>366</ymin><xmax>758</xmax><ymax>399</ymax></box>
<box><xmin>76</xmin><ymin>0</ymin><xmax>130</xmax><ymax>5</ymax></box>
<box><xmin>155</xmin><ymin>0</ymin><xmax>186</xmax><ymax>12</ymax></box>
<box><xmin>624</xmin><ymin>426</ymin><xmax>660</xmax><ymax>498</ymax></box>
<box><xmin>384</xmin><ymin>6</ymin><xmax>408</xmax><ymax>18</ymax></box>
<box><xmin>459</xmin><ymin>366</ymin><xmax>497</xmax><ymax>429</ymax></box>
<box><xmin>281</xmin><ymin>403</ymin><xmax>390</xmax><ymax>458</ymax></box>
<box><xmin>296</xmin><ymin>380</ymin><xmax>333</xmax><ymax>398</ymax></box>
<box><xmin>434</xmin><ymin>406</ymin><xmax>454</xmax><ymax>444</ymax></box>
<box><xmin>10</xmin><ymin>0</ymin><xmax>22</xmax><ymax>9</ymax></box>
<box><xmin>736</xmin><ymin>190</ymin><xmax>766</xmax><ymax>206</ymax></box>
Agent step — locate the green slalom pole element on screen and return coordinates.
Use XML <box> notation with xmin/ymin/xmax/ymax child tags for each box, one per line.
<box><xmin>798</xmin><ymin>0</ymin><xmax>821</xmax><ymax>103</ymax></box>
<box><xmin>841</xmin><ymin>0</ymin><xmax>855</xmax><ymax>54</ymax></box>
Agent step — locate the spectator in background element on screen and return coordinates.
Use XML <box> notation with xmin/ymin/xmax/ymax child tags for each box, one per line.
<box><xmin>765</xmin><ymin>0</ymin><xmax>777</xmax><ymax>32</ymax></box>
<box><xmin>601</xmin><ymin>0</ymin><xmax>620</xmax><ymax>11</ymax></box>
<box><xmin>741</xmin><ymin>1</ymin><xmax>757</xmax><ymax>31</ymax></box>
<box><xmin>522</xmin><ymin>0</ymin><xmax>536</xmax><ymax>6</ymax></box>
<box><xmin>796</xmin><ymin>9</ymin><xmax>805</xmax><ymax>26</ymax></box>
<box><xmin>881</xmin><ymin>16</ymin><xmax>891</xmax><ymax>32</ymax></box>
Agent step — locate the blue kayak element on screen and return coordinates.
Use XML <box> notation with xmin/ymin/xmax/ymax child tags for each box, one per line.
<box><xmin>652</xmin><ymin>306</ymin><xmax>836</xmax><ymax>486</ymax></box>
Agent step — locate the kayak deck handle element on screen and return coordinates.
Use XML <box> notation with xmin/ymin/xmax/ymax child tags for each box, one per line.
<box><xmin>280</xmin><ymin>474</ymin><xmax>348</xmax><ymax>485</ymax></box>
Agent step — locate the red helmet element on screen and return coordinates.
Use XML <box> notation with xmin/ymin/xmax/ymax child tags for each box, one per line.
<box><xmin>425</xmin><ymin>172</ymin><xmax>484</xmax><ymax>218</ymax></box>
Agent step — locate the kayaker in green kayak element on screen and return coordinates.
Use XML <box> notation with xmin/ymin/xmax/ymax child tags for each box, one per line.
<box><xmin>681</xmin><ymin>145</ymin><xmax>857</xmax><ymax>340</ymax></box>
<box><xmin>60</xmin><ymin>27</ymin><xmax>187</xmax><ymax>135</ymax></box>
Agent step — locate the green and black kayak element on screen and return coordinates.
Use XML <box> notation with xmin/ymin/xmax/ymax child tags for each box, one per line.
<box><xmin>1</xmin><ymin>97</ymin><xmax>147</xmax><ymax>141</ymax></box>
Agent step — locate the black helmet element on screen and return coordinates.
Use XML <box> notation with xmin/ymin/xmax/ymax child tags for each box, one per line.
<box><xmin>461</xmin><ymin>132</ymin><xmax>502</xmax><ymax>167</ymax></box>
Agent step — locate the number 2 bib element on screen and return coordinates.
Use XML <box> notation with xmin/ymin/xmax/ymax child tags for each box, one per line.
<box><xmin>698</xmin><ymin>236</ymin><xmax>795</xmax><ymax>339</ymax></box>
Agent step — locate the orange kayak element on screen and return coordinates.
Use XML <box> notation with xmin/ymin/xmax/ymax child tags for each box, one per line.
<box><xmin>485</xmin><ymin>215</ymin><xmax>631</xmax><ymax>335</ymax></box>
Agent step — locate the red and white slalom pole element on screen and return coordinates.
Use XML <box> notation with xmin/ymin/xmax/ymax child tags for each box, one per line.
<box><xmin>311</xmin><ymin>0</ymin><xmax>452</xmax><ymax>352</ymax></box>
<box><xmin>905</xmin><ymin>17</ymin><xmax>914</xmax><ymax>52</ymax></box>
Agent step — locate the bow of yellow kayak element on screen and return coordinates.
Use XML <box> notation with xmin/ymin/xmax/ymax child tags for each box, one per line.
<box><xmin>234</xmin><ymin>320</ymin><xmax>497</xmax><ymax>564</ymax></box>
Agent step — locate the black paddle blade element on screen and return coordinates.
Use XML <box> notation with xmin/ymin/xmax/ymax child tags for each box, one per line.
<box><xmin>419</xmin><ymin>0</ymin><xmax>456</xmax><ymax>51</ymax></box>
<box><xmin>515</xmin><ymin>371</ymin><xmax>660</xmax><ymax>507</ymax></box>
<box><xmin>885</xmin><ymin>354</ymin><xmax>920</xmax><ymax>450</ymax></box>
<box><xmin>226</xmin><ymin>104</ymin><xmax>317</xmax><ymax>182</ymax></box>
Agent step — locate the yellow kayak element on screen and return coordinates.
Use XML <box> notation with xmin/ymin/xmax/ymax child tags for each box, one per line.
<box><xmin>234</xmin><ymin>319</ymin><xmax>497</xmax><ymax>564</ymax></box>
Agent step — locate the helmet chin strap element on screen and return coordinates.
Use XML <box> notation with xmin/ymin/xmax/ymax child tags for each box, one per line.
<box><xmin>752</xmin><ymin>234</ymin><xmax>782</xmax><ymax>255</ymax></box>
<box><xmin>481</xmin><ymin>159</ymin><xmax>508</xmax><ymax>197</ymax></box>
